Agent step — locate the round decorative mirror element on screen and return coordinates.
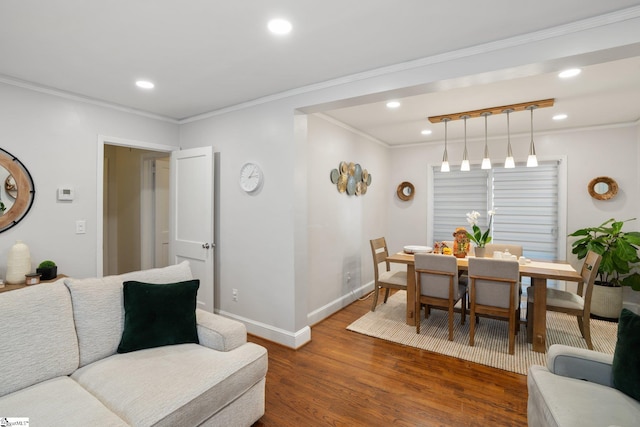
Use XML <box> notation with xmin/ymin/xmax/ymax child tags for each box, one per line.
<box><xmin>396</xmin><ymin>181</ymin><xmax>415</xmax><ymax>201</ymax></box>
<box><xmin>0</xmin><ymin>148</ymin><xmax>36</xmax><ymax>233</ymax></box>
<box><xmin>588</xmin><ymin>176</ymin><xmax>618</xmax><ymax>200</ymax></box>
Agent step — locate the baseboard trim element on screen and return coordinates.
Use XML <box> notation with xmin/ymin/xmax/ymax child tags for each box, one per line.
<box><xmin>216</xmin><ymin>282</ymin><xmax>374</xmax><ymax>349</ymax></box>
<box><xmin>216</xmin><ymin>309</ymin><xmax>312</xmax><ymax>349</ymax></box>
<box><xmin>307</xmin><ymin>282</ymin><xmax>374</xmax><ymax>326</ymax></box>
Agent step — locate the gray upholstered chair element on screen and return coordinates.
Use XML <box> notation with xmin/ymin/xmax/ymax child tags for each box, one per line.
<box><xmin>526</xmin><ymin>250</ymin><xmax>601</xmax><ymax>349</ymax></box>
<box><xmin>468</xmin><ymin>257</ymin><xmax>521</xmax><ymax>354</ymax></box>
<box><xmin>414</xmin><ymin>253</ymin><xmax>467</xmax><ymax>340</ymax></box>
<box><xmin>370</xmin><ymin>237</ymin><xmax>407</xmax><ymax>311</ymax></box>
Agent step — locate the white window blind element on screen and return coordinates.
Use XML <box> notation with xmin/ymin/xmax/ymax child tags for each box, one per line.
<box><xmin>432</xmin><ymin>161</ymin><xmax>559</xmax><ymax>261</ymax></box>
<box><xmin>492</xmin><ymin>162</ymin><xmax>559</xmax><ymax>260</ymax></box>
<box><xmin>433</xmin><ymin>168</ymin><xmax>489</xmax><ymax>243</ymax></box>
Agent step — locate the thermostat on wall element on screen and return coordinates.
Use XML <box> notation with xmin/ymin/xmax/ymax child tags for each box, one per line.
<box><xmin>57</xmin><ymin>187</ymin><xmax>75</xmax><ymax>201</ymax></box>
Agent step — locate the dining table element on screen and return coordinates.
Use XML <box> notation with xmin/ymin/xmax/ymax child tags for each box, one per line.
<box><xmin>386</xmin><ymin>251</ymin><xmax>583</xmax><ymax>353</ymax></box>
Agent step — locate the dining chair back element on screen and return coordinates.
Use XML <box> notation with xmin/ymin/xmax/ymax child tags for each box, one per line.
<box><xmin>484</xmin><ymin>243</ymin><xmax>523</xmax><ymax>258</ymax></box>
<box><xmin>468</xmin><ymin>257</ymin><xmax>520</xmax><ymax>354</ymax></box>
<box><xmin>370</xmin><ymin>237</ymin><xmax>407</xmax><ymax>311</ymax></box>
<box><xmin>414</xmin><ymin>253</ymin><xmax>467</xmax><ymax>340</ymax></box>
<box><xmin>526</xmin><ymin>250</ymin><xmax>602</xmax><ymax>349</ymax></box>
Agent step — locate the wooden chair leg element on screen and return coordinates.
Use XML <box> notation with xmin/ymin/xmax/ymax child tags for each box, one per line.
<box><xmin>371</xmin><ymin>285</ymin><xmax>380</xmax><ymax>311</ymax></box>
<box><xmin>460</xmin><ymin>294</ymin><xmax>466</xmax><ymax>325</ymax></box>
<box><xmin>448</xmin><ymin>305</ymin><xmax>454</xmax><ymax>341</ymax></box>
<box><xmin>469</xmin><ymin>306</ymin><xmax>476</xmax><ymax>347</ymax></box>
<box><xmin>582</xmin><ymin>316</ymin><xmax>593</xmax><ymax>350</ymax></box>
<box><xmin>508</xmin><ymin>313</ymin><xmax>516</xmax><ymax>355</ymax></box>
<box><xmin>577</xmin><ymin>315</ymin><xmax>585</xmax><ymax>336</ymax></box>
<box><xmin>383</xmin><ymin>288</ymin><xmax>391</xmax><ymax>303</ymax></box>
<box><xmin>416</xmin><ymin>299</ymin><xmax>421</xmax><ymax>334</ymax></box>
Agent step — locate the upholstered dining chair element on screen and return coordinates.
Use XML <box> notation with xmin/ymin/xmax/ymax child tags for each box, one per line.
<box><xmin>468</xmin><ymin>257</ymin><xmax>521</xmax><ymax>354</ymax></box>
<box><xmin>414</xmin><ymin>253</ymin><xmax>467</xmax><ymax>340</ymax></box>
<box><xmin>526</xmin><ymin>250</ymin><xmax>602</xmax><ymax>349</ymax></box>
<box><xmin>370</xmin><ymin>237</ymin><xmax>407</xmax><ymax>311</ymax></box>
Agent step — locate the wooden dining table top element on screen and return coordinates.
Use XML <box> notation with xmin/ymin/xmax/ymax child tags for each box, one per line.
<box><xmin>386</xmin><ymin>252</ymin><xmax>583</xmax><ymax>281</ymax></box>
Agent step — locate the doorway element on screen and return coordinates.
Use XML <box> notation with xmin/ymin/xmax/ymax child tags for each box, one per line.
<box><xmin>103</xmin><ymin>145</ymin><xmax>170</xmax><ymax>275</ymax></box>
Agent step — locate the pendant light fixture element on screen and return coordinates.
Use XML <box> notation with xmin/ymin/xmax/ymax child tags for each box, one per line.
<box><xmin>504</xmin><ymin>109</ymin><xmax>515</xmax><ymax>169</ymax></box>
<box><xmin>440</xmin><ymin>118</ymin><xmax>450</xmax><ymax>172</ymax></box>
<box><xmin>481</xmin><ymin>112</ymin><xmax>492</xmax><ymax>169</ymax></box>
<box><xmin>460</xmin><ymin>115</ymin><xmax>470</xmax><ymax>171</ymax></box>
<box><xmin>526</xmin><ymin>105</ymin><xmax>538</xmax><ymax>167</ymax></box>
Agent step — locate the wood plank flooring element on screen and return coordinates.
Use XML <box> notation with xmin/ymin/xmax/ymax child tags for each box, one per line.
<box><xmin>249</xmin><ymin>290</ymin><xmax>528</xmax><ymax>427</ymax></box>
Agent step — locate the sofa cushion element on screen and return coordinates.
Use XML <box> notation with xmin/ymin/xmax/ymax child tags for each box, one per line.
<box><xmin>0</xmin><ymin>281</ymin><xmax>79</xmax><ymax>397</ymax></box>
<box><xmin>71</xmin><ymin>342</ymin><xmax>268</xmax><ymax>426</ymax></box>
<box><xmin>528</xmin><ymin>364</ymin><xmax>640</xmax><ymax>427</ymax></box>
<box><xmin>612</xmin><ymin>308</ymin><xmax>640</xmax><ymax>401</ymax></box>
<box><xmin>64</xmin><ymin>261</ymin><xmax>193</xmax><ymax>367</ymax></box>
<box><xmin>118</xmin><ymin>279</ymin><xmax>199</xmax><ymax>353</ymax></box>
<box><xmin>0</xmin><ymin>376</ymin><xmax>128</xmax><ymax>426</ymax></box>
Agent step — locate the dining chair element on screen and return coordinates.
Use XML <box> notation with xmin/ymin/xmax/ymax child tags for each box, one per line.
<box><xmin>414</xmin><ymin>253</ymin><xmax>467</xmax><ymax>340</ymax></box>
<box><xmin>526</xmin><ymin>250</ymin><xmax>602</xmax><ymax>349</ymax></box>
<box><xmin>370</xmin><ymin>237</ymin><xmax>407</xmax><ymax>311</ymax></box>
<box><xmin>484</xmin><ymin>243</ymin><xmax>523</xmax><ymax>258</ymax></box>
<box><xmin>468</xmin><ymin>257</ymin><xmax>521</xmax><ymax>354</ymax></box>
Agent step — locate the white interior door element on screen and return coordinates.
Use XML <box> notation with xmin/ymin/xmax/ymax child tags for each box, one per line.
<box><xmin>170</xmin><ymin>147</ymin><xmax>214</xmax><ymax>312</ymax></box>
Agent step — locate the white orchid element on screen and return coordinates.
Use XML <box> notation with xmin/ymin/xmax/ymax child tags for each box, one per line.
<box><xmin>465</xmin><ymin>210</ymin><xmax>495</xmax><ymax>248</ymax></box>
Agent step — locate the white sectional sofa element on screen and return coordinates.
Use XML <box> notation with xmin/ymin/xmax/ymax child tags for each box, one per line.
<box><xmin>0</xmin><ymin>261</ymin><xmax>268</xmax><ymax>426</ymax></box>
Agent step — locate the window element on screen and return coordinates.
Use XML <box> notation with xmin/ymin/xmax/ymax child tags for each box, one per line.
<box><xmin>430</xmin><ymin>160</ymin><xmax>563</xmax><ymax>261</ymax></box>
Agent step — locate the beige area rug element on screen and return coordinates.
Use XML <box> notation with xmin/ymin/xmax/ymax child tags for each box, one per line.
<box><xmin>347</xmin><ymin>291</ymin><xmax>618</xmax><ymax>375</ymax></box>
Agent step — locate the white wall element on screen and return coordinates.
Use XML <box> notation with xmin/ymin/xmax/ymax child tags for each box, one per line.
<box><xmin>0</xmin><ymin>82</ymin><xmax>179</xmax><ymax>279</ymax></box>
<box><xmin>306</xmin><ymin>114</ymin><xmax>391</xmax><ymax>324</ymax></box>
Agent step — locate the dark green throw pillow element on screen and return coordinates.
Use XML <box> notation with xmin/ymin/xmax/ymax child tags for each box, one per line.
<box><xmin>612</xmin><ymin>308</ymin><xmax>640</xmax><ymax>401</ymax></box>
<box><xmin>117</xmin><ymin>279</ymin><xmax>200</xmax><ymax>353</ymax></box>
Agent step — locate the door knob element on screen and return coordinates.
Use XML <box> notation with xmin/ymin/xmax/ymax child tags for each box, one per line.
<box><xmin>202</xmin><ymin>243</ymin><xmax>210</xmax><ymax>249</ymax></box>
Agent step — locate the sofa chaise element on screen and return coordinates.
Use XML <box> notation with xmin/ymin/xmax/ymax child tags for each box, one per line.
<box><xmin>0</xmin><ymin>261</ymin><xmax>268</xmax><ymax>426</ymax></box>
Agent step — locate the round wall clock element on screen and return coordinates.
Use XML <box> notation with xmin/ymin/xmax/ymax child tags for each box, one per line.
<box><xmin>239</xmin><ymin>162</ymin><xmax>263</xmax><ymax>192</ymax></box>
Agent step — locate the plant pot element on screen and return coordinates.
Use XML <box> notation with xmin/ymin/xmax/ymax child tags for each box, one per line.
<box><xmin>591</xmin><ymin>282</ymin><xmax>623</xmax><ymax>320</ymax></box>
<box><xmin>36</xmin><ymin>266</ymin><xmax>57</xmax><ymax>281</ymax></box>
<box><xmin>474</xmin><ymin>247</ymin><xmax>486</xmax><ymax>258</ymax></box>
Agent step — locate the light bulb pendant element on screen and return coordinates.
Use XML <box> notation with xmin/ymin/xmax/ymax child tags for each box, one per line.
<box><xmin>526</xmin><ymin>105</ymin><xmax>538</xmax><ymax>167</ymax></box>
<box><xmin>481</xmin><ymin>112</ymin><xmax>491</xmax><ymax>169</ymax></box>
<box><xmin>504</xmin><ymin>109</ymin><xmax>515</xmax><ymax>168</ymax></box>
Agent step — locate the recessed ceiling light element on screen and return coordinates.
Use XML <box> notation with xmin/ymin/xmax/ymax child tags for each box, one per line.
<box><xmin>136</xmin><ymin>80</ymin><xmax>155</xmax><ymax>89</ymax></box>
<box><xmin>421</xmin><ymin>129</ymin><xmax>432</xmax><ymax>135</ymax></box>
<box><xmin>386</xmin><ymin>101</ymin><xmax>400</xmax><ymax>109</ymax></box>
<box><xmin>268</xmin><ymin>18</ymin><xmax>292</xmax><ymax>35</ymax></box>
<box><xmin>553</xmin><ymin>114</ymin><xmax>568</xmax><ymax>121</ymax></box>
<box><xmin>558</xmin><ymin>68</ymin><xmax>581</xmax><ymax>78</ymax></box>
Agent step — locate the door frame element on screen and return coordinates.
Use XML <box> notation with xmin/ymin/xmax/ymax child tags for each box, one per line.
<box><xmin>96</xmin><ymin>135</ymin><xmax>179</xmax><ymax>277</ymax></box>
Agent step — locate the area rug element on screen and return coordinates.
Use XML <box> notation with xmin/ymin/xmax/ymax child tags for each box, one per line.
<box><xmin>347</xmin><ymin>291</ymin><xmax>618</xmax><ymax>375</ymax></box>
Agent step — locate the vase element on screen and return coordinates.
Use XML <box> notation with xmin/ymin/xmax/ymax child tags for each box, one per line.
<box><xmin>474</xmin><ymin>247</ymin><xmax>486</xmax><ymax>258</ymax></box>
<box><xmin>6</xmin><ymin>240</ymin><xmax>31</xmax><ymax>284</ymax></box>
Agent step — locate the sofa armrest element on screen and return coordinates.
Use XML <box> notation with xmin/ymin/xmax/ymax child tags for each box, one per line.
<box><xmin>196</xmin><ymin>309</ymin><xmax>247</xmax><ymax>352</ymax></box>
<box><xmin>547</xmin><ymin>344</ymin><xmax>614</xmax><ymax>387</ymax></box>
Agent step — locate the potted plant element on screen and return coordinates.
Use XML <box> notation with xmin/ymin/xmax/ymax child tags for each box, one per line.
<box><xmin>36</xmin><ymin>260</ymin><xmax>58</xmax><ymax>281</ymax></box>
<box><xmin>465</xmin><ymin>210</ymin><xmax>495</xmax><ymax>257</ymax></box>
<box><xmin>569</xmin><ymin>218</ymin><xmax>640</xmax><ymax>319</ymax></box>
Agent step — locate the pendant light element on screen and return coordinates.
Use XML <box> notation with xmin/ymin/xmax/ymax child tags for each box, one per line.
<box><xmin>526</xmin><ymin>105</ymin><xmax>538</xmax><ymax>167</ymax></box>
<box><xmin>460</xmin><ymin>115</ymin><xmax>470</xmax><ymax>171</ymax></box>
<box><xmin>481</xmin><ymin>112</ymin><xmax>492</xmax><ymax>169</ymax></box>
<box><xmin>504</xmin><ymin>109</ymin><xmax>515</xmax><ymax>169</ymax></box>
<box><xmin>440</xmin><ymin>118</ymin><xmax>450</xmax><ymax>172</ymax></box>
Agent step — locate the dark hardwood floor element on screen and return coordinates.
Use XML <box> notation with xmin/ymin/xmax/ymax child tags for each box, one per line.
<box><xmin>249</xmin><ymin>290</ymin><xmax>528</xmax><ymax>427</ymax></box>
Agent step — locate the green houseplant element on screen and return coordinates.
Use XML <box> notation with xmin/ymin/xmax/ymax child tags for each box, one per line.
<box><xmin>569</xmin><ymin>218</ymin><xmax>640</xmax><ymax>318</ymax></box>
<box><xmin>36</xmin><ymin>260</ymin><xmax>58</xmax><ymax>281</ymax></box>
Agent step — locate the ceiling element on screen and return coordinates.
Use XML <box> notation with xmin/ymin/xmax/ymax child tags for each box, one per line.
<box><xmin>1</xmin><ymin>1</ymin><xmax>640</xmax><ymax>143</ymax></box>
